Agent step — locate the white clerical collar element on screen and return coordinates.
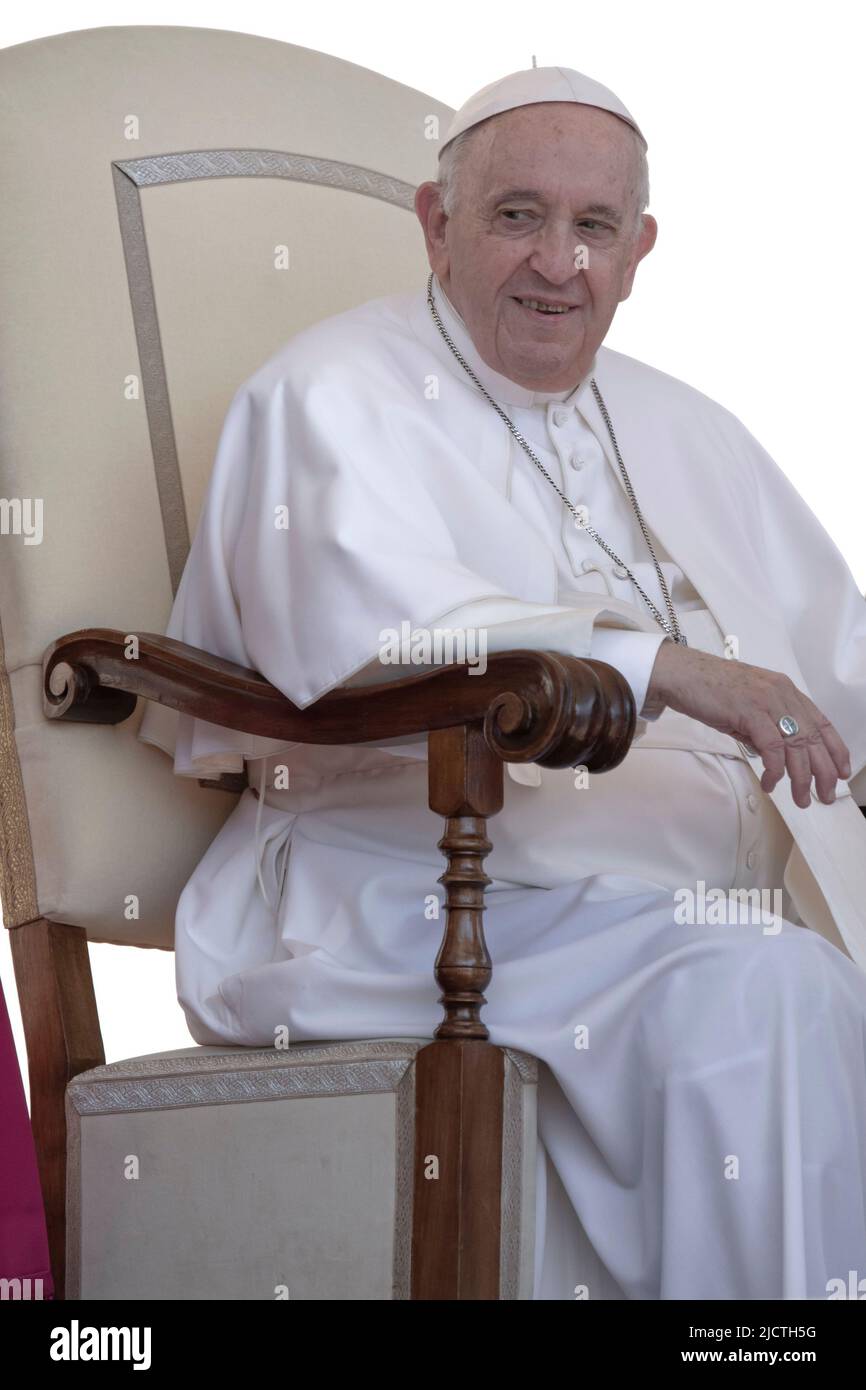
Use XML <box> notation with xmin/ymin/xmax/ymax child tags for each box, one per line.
<box><xmin>426</xmin><ymin>272</ymin><xmax>599</xmax><ymax>409</ymax></box>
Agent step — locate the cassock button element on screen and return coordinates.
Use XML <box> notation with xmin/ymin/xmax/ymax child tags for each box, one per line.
<box><xmin>552</xmin><ymin>407</ymin><xmax>570</xmax><ymax>426</ymax></box>
<box><xmin>569</xmin><ymin>452</ymin><xmax>584</xmax><ymax>470</ymax></box>
<box><xmin>746</xmin><ymin>850</ymin><xmax>757</xmax><ymax>870</ymax></box>
<box><xmin>581</xmin><ymin>558</ymin><xmax>596</xmax><ymax>574</ymax></box>
<box><xmin>746</xmin><ymin>793</ymin><xmax>758</xmax><ymax>813</ymax></box>
<box><xmin>612</xmin><ymin>563</ymin><xmax>629</xmax><ymax>580</ymax></box>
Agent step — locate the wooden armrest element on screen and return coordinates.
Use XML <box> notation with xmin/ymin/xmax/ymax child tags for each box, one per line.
<box><xmin>43</xmin><ymin>627</ymin><xmax>636</xmax><ymax>773</ymax></box>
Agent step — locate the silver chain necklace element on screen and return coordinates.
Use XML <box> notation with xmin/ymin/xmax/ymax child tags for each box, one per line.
<box><xmin>426</xmin><ymin>273</ymin><xmax>687</xmax><ymax>646</ymax></box>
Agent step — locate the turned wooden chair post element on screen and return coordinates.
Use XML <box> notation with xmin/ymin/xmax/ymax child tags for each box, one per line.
<box><xmin>411</xmin><ymin>722</ymin><xmax>506</xmax><ymax>1300</ymax></box>
<box><xmin>8</xmin><ymin>917</ymin><xmax>105</xmax><ymax>1300</ymax></box>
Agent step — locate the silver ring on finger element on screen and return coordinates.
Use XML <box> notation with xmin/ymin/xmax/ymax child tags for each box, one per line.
<box><xmin>777</xmin><ymin>715</ymin><xmax>800</xmax><ymax>737</ymax></box>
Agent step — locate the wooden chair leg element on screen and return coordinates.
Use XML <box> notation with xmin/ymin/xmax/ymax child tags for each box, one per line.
<box><xmin>412</xmin><ymin>1040</ymin><xmax>505</xmax><ymax>1299</ymax></box>
<box><xmin>412</xmin><ymin>723</ymin><xmax>506</xmax><ymax>1299</ymax></box>
<box><xmin>8</xmin><ymin>917</ymin><xmax>104</xmax><ymax>1300</ymax></box>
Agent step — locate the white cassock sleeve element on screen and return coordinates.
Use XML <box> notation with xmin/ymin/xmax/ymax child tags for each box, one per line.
<box><xmin>342</xmin><ymin>594</ymin><xmax>668</xmax><ymax>718</ymax></box>
<box><xmin>136</xmin><ymin>375</ymin><xmax>676</xmax><ymax>779</ymax></box>
<box><xmin>582</xmin><ymin>628</ymin><xmax>670</xmax><ymax>718</ymax></box>
<box><xmin>742</xmin><ymin>423</ymin><xmax>866</xmax><ymax>799</ymax></box>
<box><xmin>339</xmin><ymin>599</ymin><xmax>670</xmax><ymax>786</ymax></box>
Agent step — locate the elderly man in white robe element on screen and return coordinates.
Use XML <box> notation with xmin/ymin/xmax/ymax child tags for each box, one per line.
<box><xmin>138</xmin><ymin>66</ymin><xmax>866</xmax><ymax>1301</ymax></box>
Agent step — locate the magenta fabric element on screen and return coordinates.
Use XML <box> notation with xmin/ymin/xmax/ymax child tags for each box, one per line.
<box><xmin>0</xmin><ymin>975</ymin><xmax>53</xmax><ymax>1298</ymax></box>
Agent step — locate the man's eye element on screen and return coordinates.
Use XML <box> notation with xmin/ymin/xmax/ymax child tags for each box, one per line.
<box><xmin>500</xmin><ymin>209</ymin><xmax>534</xmax><ymax>221</ymax></box>
<box><xmin>579</xmin><ymin>220</ymin><xmax>602</xmax><ymax>231</ymax></box>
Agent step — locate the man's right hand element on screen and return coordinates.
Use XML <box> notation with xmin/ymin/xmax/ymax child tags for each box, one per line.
<box><xmin>646</xmin><ymin>642</ymin><xmax>852</xmax><ymax>809</ymax></box>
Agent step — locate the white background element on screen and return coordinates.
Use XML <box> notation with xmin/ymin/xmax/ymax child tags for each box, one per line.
<box><xmin>2</xmin><ymin>0</ymin><xmax>864</xmax><ymax>1094</ymax></box>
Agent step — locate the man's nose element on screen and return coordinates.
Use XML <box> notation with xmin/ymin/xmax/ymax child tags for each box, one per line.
<box><xmin>526</xmin><ymin>222</ymin><xmax>585</xmax><ymax>285</ymax></box>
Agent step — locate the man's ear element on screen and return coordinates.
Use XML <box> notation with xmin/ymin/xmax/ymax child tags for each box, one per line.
<box><xmin>619</xmin><ymin>214</ymin><xmax>658</xmax><ymax>302</ymax></box>
<box><xmin>415</xmin><ymin>182</ymin><xmax>450</xmax><ymax>279</ymax></box>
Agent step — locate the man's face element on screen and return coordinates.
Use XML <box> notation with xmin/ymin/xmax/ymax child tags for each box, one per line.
<box><xmin>416</xmin><ymin>103</ymin><xmax>657</xmax><ymax>391</ymax></box>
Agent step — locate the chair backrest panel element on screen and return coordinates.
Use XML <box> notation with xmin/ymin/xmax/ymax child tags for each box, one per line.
<box><xmin>0</xmin><ymin>25</ymin><xmax>452</xmax><ymax>946</ymax></box>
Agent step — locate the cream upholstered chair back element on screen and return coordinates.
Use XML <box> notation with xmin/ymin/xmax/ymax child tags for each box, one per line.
<box><xmin>0</xmin><ymin>26</ymin><xmax>452</xmax><ymax>949</ymax></box>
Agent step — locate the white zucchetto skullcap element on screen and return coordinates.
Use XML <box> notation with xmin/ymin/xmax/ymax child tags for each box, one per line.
<box><xmin>438</xmin><ymin>66</ymin><xmax>647</xmax><ymax>158</ymax></box>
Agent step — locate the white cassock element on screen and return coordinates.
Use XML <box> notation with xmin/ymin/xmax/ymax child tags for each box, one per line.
<box><xmin>138</xmin><ymin>274</ymin><xmax>866</xmax><ymax>1300</ymax></box>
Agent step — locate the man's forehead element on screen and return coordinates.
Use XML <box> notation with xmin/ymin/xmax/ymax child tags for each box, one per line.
<box><xmin>476</xmin><ymin>126</ymin><xmax>635</xmax><ymax>209</ymax></box>
<box><xmin>472</xmin><ymin>105</ymin><xmax>637</xmax><ymax>183</ymax></box>
<box><xmin>482</xmin><ymin>101</ymin><xmax>635</xmax><ymax>153</ymax></box>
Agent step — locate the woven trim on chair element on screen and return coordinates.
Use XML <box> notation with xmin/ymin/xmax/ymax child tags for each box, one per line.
<box><xmin>115</xmin><ymin>148</ymin><xmax>417</xmax><ymax>205</ymax></box>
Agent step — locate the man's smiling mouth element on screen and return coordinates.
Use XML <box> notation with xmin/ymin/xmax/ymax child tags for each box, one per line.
<box><xmin>512</xmin><ymin>296</ymin><xmax>580</xmax><ymax>316</ymax></box>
